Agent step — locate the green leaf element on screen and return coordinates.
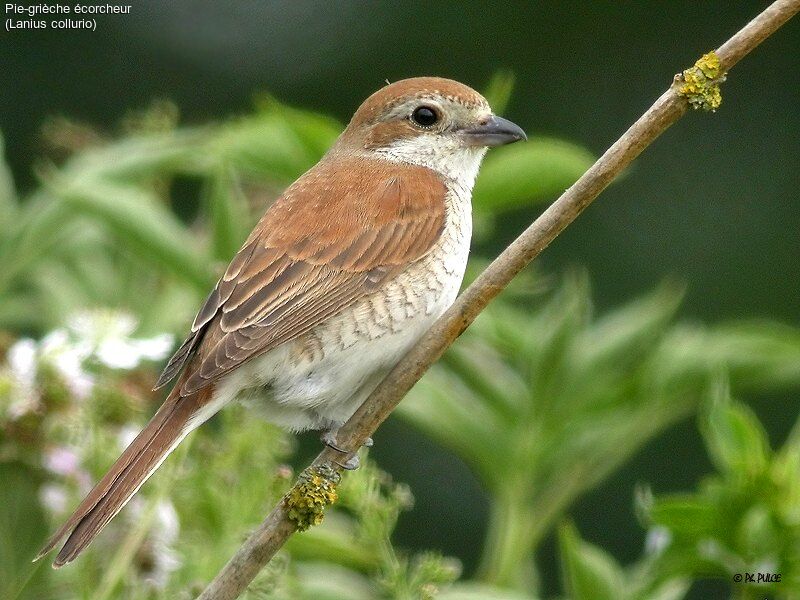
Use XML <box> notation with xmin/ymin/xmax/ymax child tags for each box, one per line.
<box><xmin>735</xmin><ymin>503</ymin><xmax>779</xmax><ymax>557</ymax></box>
<box><xmin>0</xmin><ymin>131</ymin><xmax>18</xmax><ymax>229</ymax></box>
<box><xmin>0</xmin><ymin>463</ymin><xmax>50</xmax><ymax>600</ymax></box>
<box><xmin>709</xmin><ymin>321</ymin><xmax>800</xmax><ymax>389</ymax></box>
<box><xmin>65</xmin><ymin>129</ymin><xmax>204</xmax><ymax>180</ymax></box>
<box><xmin>441</xmin><ymin>337</ymin><xmax>529</xmax><ymax>424</ymax></box>
<box><xmin>559</xmin><ymin>522</ymin><xmax>625</xmax><ymax>600</ymax></box>
<box><xmin>524</xmin><ymin>271</ymin><xmax>591</xmax><ymax>416</ymax></box>
<box><xmin>214</xmin><ymin>108</ymin><xmax>339</xmax><ymax>182</ymax></box>
<box><xmin>648</xmin><ymin>496</ymin><xmax>720</xmax><ymax>538</ymax></box>
<box><xmin>294</xmin><ymin>564</ymin><xmax>377</xmax><ymax>600</ymax></box>
<box><xmin>285</xmin><ymin>513</ymin><xmax>376</xmax><ymax>571</ymax></box>
<box><xmin>401</xmin><ymin>370</ymin><xmax>507</xmax><ymax>485</ymax></box>
<box><xmin>439</xmin><ymin>583</ymin><xmax>537</xmax><ymax>600</ymax></box>
<box><xmin>0</xmin><ymin>193</ymin><xmax>75</xmax><ymax>296</ymax></box>
<box><xmin>0</xmin><ymin>292</ymin><xmax>46</xmax><ymax>331</ymax></box>
<box><xmin>473</xmin><ymin>138</ymin><xmax>595</xmax><ymax>212</ymax></box>
<box><xmin>643</xmin><ymin>579</ymin><xmax>691</xmax><ymax>600</ymax></box>
<box><xmin>482</xmin><ymin>70</ymin><xmax>516</xmax><ymax>115</ymax></box>
<box><xmin>267</xmin><ymin>98</ymin><xmax>343</xmax><ymax>159</ymax></box>
<box><xmin>204</xmin><ymin>165</ymin><xmax>251</xmax><ymax>261</ymax></box>
<box><xmin>773</xmin><ymin>416</ymin><xmax>800</xmax><ymax>491</ymax></box>
<box><xmin>53</xmin><ymin>177</ymin><xmax>213</xmax><ymax>291</ymax></box>
<box><xmin>702</xmin><ymin>381</ymin><xmax>771</xmax><ymax>477</ymax></box>
<box><xmin>574</xmin><ymin>279</ymin><xmax>685</xmax><ymax>371</ymax></box>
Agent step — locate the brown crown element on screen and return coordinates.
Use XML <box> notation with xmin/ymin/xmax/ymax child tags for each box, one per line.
<box><xmin>348</xmin><ymin>77</ymin><xmax>489</xmax><ymax>128</ymax></box>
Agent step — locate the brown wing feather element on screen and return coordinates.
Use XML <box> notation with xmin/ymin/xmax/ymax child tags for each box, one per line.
<box><xmin>160</xmin><ymin>157</ymin><xmax>446</xmax><ymax>395</ymax></box>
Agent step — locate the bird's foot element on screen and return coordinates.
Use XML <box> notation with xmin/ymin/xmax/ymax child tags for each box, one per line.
<box><xmin>320</xmin><ymin>429</ymin><xmax>372</xmax><ymax>470</ymax></box>
<box><xmin>337</xmin><ymin>454</ymin><xmax>361</xmax><ymax>471</ymax></box>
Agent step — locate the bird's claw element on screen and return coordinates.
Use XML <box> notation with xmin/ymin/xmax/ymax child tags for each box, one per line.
<box><xmin>336</xmin><ymin>454</ymin><xmax>361</xmax><ymax>470</ymax></box>
<box><xmin>320</xmin><ymin>429</ymin><xmax>344</xmax><ymax>452</ymax></box>
<box><xmin>320</xmin><ymin>430</ymin><xmax>371</xmax><ymax>470</ymax></box>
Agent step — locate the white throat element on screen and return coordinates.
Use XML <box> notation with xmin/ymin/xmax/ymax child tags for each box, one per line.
<box><xmin>371</xmin><ymin>136</ymin><xmax>488</xmax><ymax>191</ymax></box>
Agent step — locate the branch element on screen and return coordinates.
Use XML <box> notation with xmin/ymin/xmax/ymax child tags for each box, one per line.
<box><xmin>197</xmin><ymin>2</ymin><xmax>800</xmax><ymax>598</ymax></box>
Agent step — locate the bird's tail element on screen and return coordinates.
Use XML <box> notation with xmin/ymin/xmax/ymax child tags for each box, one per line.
<box><xmin>35</xmin><ymin>383</ymin><xmax>217</xmax><ymax>568</ymax></box>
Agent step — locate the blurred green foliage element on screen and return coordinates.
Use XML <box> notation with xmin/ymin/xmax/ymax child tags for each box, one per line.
<box><xmin>642</xmin><ymin>382</ymin><xmax>800</xmax><ymax>598</ymax></box>
<box><xmin>401</xmin><ymin>272</ymin><xmax>800</xmax><ymax>594</ymax></box>
<box><xmin>1</xmin><ymin>93</ymin><xmax>799</xmax><ymax>599</ymax></box>
<box><xmin>559</xmin><ymin>380</ymin><xmax>800</xmax><ymax>600</ymax></box>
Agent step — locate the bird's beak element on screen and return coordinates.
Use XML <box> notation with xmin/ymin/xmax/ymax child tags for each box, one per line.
<box><xmin>460</xmin><ymin>115</ymin><xmax>527</xmax><ymax>147</ymax></box>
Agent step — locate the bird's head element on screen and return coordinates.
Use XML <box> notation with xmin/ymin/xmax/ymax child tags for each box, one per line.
<box><xmin>336</xmin><ymin>77</ymin><xmax>526</xmax><ymax>186</ymax></box>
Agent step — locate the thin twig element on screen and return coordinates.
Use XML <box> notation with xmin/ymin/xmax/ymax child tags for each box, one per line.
<box><xmin>197</xmin><ymin>2</ymin><xmax>800</xmax><ymax>598</ymax></box>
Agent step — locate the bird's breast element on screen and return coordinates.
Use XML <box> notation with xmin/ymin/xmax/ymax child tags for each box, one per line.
<box><xmin>341</xmin><ymin>181</ymin><xmax>472</xmax><ymax>341</ymax></box>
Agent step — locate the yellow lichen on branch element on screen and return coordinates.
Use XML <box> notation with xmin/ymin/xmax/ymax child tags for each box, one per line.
<box><xmin>284</xmin><ymin>465</ymin><xmax>340</xmax><ymax>531</ymax></box>
<box><xmin>677</xmin><ymin>51</ymin><xmax>726</xmax><ymax>111</ymax></box>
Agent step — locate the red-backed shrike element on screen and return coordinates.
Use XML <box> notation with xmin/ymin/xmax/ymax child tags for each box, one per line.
<box><xmin>37</xmin><ymin>77</ymin><xmax>526</xmax><ymax>566</ymax></box>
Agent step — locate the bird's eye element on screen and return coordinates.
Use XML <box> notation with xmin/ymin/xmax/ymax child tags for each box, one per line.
<box><xmin>411</xmin><ymin>105</ymin><xmax>439</xmax><ymax>128</ymax></box>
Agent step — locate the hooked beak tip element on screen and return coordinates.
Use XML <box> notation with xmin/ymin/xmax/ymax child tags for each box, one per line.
<box><xmin>460</xmin><ymin>115</ymin><xmax>527</xmax><ymax>147</ymax></box>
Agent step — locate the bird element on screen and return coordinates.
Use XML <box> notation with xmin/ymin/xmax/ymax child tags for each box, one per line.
<box><xmin>35</xmin><ymin>76</ymin><xmax>526</xmax><ymax>567</ymax></box>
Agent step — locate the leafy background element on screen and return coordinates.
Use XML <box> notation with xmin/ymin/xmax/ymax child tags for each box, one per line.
<box><xmin>1</xmin><ymin>2</ymin><xmax>799</xmax><ymax>599</ymax></box>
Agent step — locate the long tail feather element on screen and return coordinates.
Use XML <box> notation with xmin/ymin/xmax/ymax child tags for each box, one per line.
<box><xmin>35</xmin><ymin>383</ymin><xmax>216</xmax><ymax>567</ymax></box>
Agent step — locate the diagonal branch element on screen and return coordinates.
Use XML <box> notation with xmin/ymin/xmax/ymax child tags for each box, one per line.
<box><xmin>197</xmin><ymin>1</ymin><xmax>800</xmax><ymax>598</ymax></box>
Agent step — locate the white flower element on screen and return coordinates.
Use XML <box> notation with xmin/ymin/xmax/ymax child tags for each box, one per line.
<box><xmin>5</xmin><ymin>338</ymin><xmax>39</xmax><ymax>418</ymax></box>
<box><xmin>645</xmin><ymin>526</ymin><xmax>672</xmax><ymax>555</ymax></box>
<box><xmin>118</xmin><ymin>424</ymin><xmax>140</xmax><ymax>450</ymax></box>
<box><xmin>1</xmin><ymin>309</ymin><xmax>174</xmax><ymax>409</ymax></box>
<box><xmin>68</xmin><ymin>310</ymin><xmax>174</xmax><ymax>370</ymax></box>
<box><xmin>39</xmin><ymin>483</ymin><xmax>69</xmax><ymax>514</ymax></box>
<box><xmin>96</xmin><ymin>335</ymin><xmax>174</xmax><ymax>370</ymax></box>
<box><xmin>8</xmin><ymin>338</ymin><xmax>36</xmax><ymax>388</ymax></box>
<box><xmin>40</xmin><ymin>329</ymin><xmax>95</xmax><ymax>399</ymax></box>
<box><xmin>43</xmin><ymin>446</ymin><xmax>81</xmax><ymax>476</ymax></box>
<box><xmin>131</xmin><ymin>334</ymin><xmax>175</xmax><ymax>362</ymax></box>
<box><xmin>145</xmin><ymin>500</ymin><xmax>181</xmax><ymax>588</ymax></box>
<box><xmin>126</xmin><ymin>498</ymin><xmax>182</xmax><ymax>588</ymax></box>
<box><xmin>154</xmin><ymin>500</ymin><xmax>180</xmax><ymax>546</ymax></box>
<box><xmin>68</xmin><ymin>311</ymin><xmax>137</xmax><ymax>345</ymax></box>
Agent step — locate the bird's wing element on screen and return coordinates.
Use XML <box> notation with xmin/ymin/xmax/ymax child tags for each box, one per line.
<box><xmin>157</xmin><ymin>157</ymin><xmax>447</xmax><ymax>395</ymax></box>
